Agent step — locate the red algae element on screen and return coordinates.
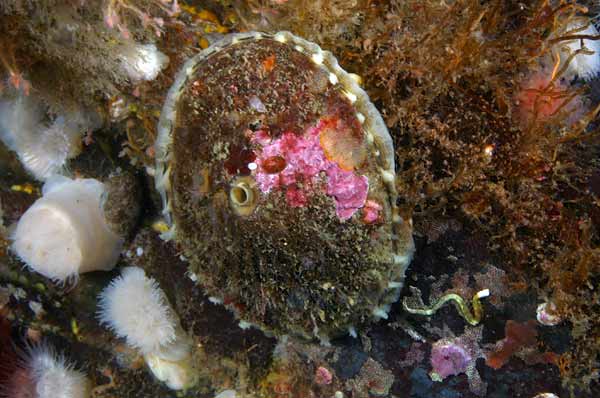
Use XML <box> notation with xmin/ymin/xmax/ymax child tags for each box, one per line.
<box><xmin>285</xmin><ymin>184</ymin><xmax>308</xmax><ymax>207</ymax></box>
<box><xmin>486</xmin><ymin>320</ymin><xmax>538</xmax><ymax>370</ymax></box>
<box><xmin>486</xmin><ymin>319</ymin><xmax>560</xmax><ymax>371</ymax></box>
<box><xmin>224</xmin><ymin>145</ymin><xmax>256</xmax><ymax>176</ymax></box>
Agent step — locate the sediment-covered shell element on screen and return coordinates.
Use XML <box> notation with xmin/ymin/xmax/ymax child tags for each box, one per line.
<box><xmin>155</xmin><ymin>31</ymin><xmax>414</xmax><ymax>340</ymax></box>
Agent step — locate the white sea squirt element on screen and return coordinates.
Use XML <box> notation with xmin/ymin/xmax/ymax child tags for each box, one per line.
<box><xmin>97</xmin><ymin>266</ymin><xmax>197</xmax><ymax>390</ymax></box>
<box><xmin>11</xmin><ymin>176</ymin><xmax>122</xmax><ymax>282</ymax></box>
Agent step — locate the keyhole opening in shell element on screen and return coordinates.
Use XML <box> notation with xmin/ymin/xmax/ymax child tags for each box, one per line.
<box><xmin>231</xmin><ymin>184</ymin><xmax>252</xmax><ymax>206</ymax></box>
<box><xmin>230</xmin><ymin>177</ymin><xmax>258</xmax><ymax>216</ymax></box>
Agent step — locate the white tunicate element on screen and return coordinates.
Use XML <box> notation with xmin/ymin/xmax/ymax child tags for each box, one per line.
<box><xmin>12</xmin><ymin>176</ymin><xmax>122</xmax><ymax>282</ymax></box>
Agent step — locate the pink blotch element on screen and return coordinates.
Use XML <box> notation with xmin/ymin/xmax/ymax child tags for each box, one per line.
<box><xmin>9</xmin><ymin>72</ymin><xmax>31</xmax><ymax>96</ymax></box>
<box><xmin>314</xmin><ymin>366</ymin><xmax>333</xmax><ymax>385</ymax></box>
<box><xmin>103</xmin><ymin>10</ymin><xmax>118</xmax><ymax>29</ymax></box>
<box><xmin>249</xmin><ymin>129</ymin><xmax>272</xmax><ymax>146</ymax></box>
<box><xmin>326</xmin><ymin>166</ymin><xmax>368</xmax><ymax>221</ymax></box>
<box><xmin>362</xmin><ymin>200</ymin><xmax>382</xmax><ymax>224</ymax></box>
<box><xmin>286</xmin><ymin>185</ymin><xmax>308</xmax><ymax>207</ymax></box>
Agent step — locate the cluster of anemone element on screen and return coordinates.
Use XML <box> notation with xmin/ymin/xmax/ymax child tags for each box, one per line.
<box><xmin>1</xmin><ymin>31</ymin><xmax>181</xmax><ymax>389</ymax></box>
<box><xmin>0</xmin><ymin>34</ymin><xmax>167</xmax><ymax>183</ymax></box>
<box><xmin>6</xmin><ymin>174</ymin><xmax>194</xmax><ymax>389</ymax></box>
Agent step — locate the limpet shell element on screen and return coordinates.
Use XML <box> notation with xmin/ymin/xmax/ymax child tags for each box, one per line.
<box><xmin>155</xmin><ymin>31</ymin><xmax>414</xmax><ymax>340</ymax></box>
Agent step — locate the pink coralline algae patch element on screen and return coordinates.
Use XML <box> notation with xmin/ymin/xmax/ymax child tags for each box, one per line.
<box><xmin>250</xmin><ymin>119</ymin><xmax>369</xmax><ymax>220</ymax></box>
<box><xmin>314</xmin><ymin>366</ymin><xmax>333</xmax><ymax>385</ymax></box>
<box><xmin>428</xmin><ymin>327</ymin><xmax>487</xmax><ymax>397</ymax></box>
<box><xmin>431</xmin><ymin>341</ymin><xmax>472</xmax><ymax>379</ymax></box>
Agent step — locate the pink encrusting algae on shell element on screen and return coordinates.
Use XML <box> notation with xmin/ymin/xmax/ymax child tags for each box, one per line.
<box><xmin>250</xmin><ymin>117</ymin><xmax>369</xmax><ymax>220</ymax></box>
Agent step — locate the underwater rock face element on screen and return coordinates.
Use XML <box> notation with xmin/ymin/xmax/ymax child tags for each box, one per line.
<box><xmin>155</xmin><ymin>31</ymin><xmax>414</xmax><ymax>340</ymax></box>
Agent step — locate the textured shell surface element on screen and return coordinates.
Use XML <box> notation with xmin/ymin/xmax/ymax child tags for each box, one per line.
<box><xmin>155</xmin><ymin>32</ymin><xmax>414</xmax><ymax>340</ymax></box>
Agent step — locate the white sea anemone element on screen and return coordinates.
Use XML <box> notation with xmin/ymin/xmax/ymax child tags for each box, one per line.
<box><xmin>4</xmin><ymin>343</ymin><xmax>91</xmax><ymax>398</ymax></box>
<box><xmin>98</xmin><ymin>267</ymin><xmax>177</xmax><ymax>353</ymax></box>
<box><xmin>554</xmin><ymin>18</ymin><xmax>600</xmax><ymax>81</ymax></box>
<box><xmin>0</xmin><ymin>95</ymin><xmax>100</xmax><ymax>181</ymax></box>
<box><xmin>11</xmin><ymin>176</ymin><xmax>122</xmax><ymax>282</ymax></box>
<box><xmin>28</xmin><ymin>345</ymin><xmax>90</xmax><ymax>398</ymax></box>
<box><xmin>98</xmin><ymin>267</ymin><xmax>196</xmax><ymax>390</ymax></box>
<box><xmin>119</xmin><ymin>43</ymin><xmax>169</xmax><ymax>82</ymax></box>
